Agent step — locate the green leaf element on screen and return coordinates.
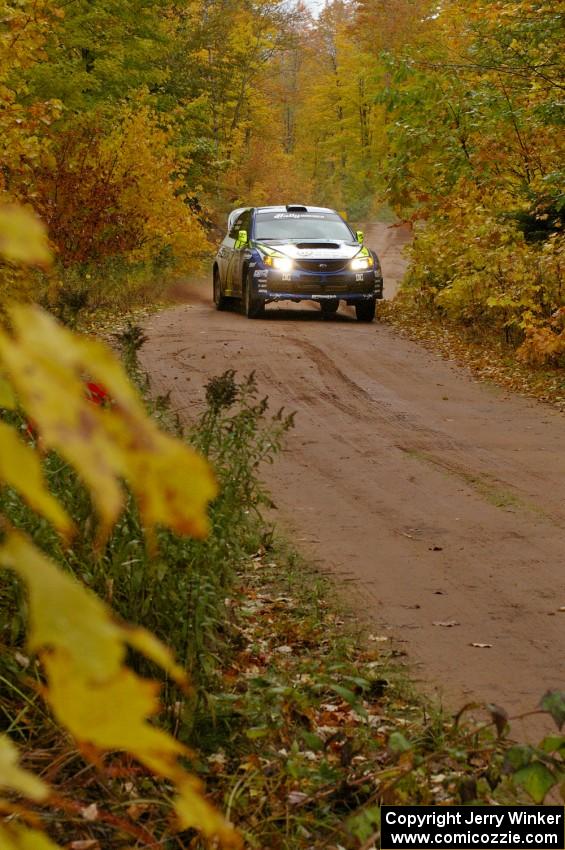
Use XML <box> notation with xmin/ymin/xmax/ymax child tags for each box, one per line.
<box><xmin>343</xmin><ymin>675</ymin><xmax>371</xmax><ymax>691</ymax></box>
<box><xmin>347</xmin><ymin>804</ymin><xmax>381</xmax><ymax>841</ymax></box>
<box><xmin>301</xmin><ymin>731</ymin><xmax>324</xmax><ymax>751</ymax></box>
<box><xmin>512</xmin><ymin>762</ymin><xmax>555</xmax><ymax>803</ymax></box>
<box><xmin>330</xmin><ymin>684</ymin><xmax>358</xmax><ymax>704</ymax></box>
<box><xmin>504</xmin><ymin>744</ymin><xmax>534</xmax><ymax>772</ymax></box>
<box><xmin>540</xmin><ymin>735</ymin><xmax>565</xmax><ymax>755</ymax></box>
<box><xmin>389</xmin><ymin>731</ymin><xmax>412</xmax><ymax>754</ymax></box>
<box><xmin>540</xmin><ymin>690</ymin><xmax>565</xmax><ymax>730</ymax></box>
<box><xmin>245</xmin><ymin>727</ymin><xmax>270</xmax><ymax>740</ymax></box>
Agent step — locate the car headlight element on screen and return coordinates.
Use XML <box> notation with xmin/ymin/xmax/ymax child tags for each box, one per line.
<box><xmin>350</xmin><ymin>255</ymin><xmax>374</xmax><ymax>271</ymax></box>
<box><xmin>264</xmin><ymin>255</ymin><xmax>293</xmax><ymax>272</ymax></box>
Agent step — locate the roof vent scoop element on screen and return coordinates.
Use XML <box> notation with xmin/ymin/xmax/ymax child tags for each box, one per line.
<box><xmin>286</xmin><ymin>204</ymin><xmax>308</xmax><ymax>212</ymax></box>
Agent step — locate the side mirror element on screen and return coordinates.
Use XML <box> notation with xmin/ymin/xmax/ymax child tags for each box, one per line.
<box><xmin>235</xmin><ymin>229</ymin><xmax>248</xmax><ymax>248</ymax></box>
<box><xmin>356</xmin><ymin>230</ymin><xmax>364</xmax><ymax>244</ymax></box>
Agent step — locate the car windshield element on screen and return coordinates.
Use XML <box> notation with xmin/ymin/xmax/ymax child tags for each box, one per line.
<box><xmin>254</xmin><ymin>211</ymin><xmax>353</xmax><ymax>241</ymax></box>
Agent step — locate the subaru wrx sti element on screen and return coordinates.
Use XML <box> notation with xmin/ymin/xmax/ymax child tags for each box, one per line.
<box><xmin>213</xmin><ymin>204</ymin><xmax>383</xmax><ymax>321</ymax></box>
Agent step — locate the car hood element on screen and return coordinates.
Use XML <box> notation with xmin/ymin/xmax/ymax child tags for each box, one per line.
<box><xmin>256</xmin><ymin>240</ymin><xmax>363</xmax><ymax>260</ymax></box>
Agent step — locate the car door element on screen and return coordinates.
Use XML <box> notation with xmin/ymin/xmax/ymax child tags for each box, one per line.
<box><xmin>228</xmin><ymin>210</ymin><xmax>251</xmax><ymax>296</ymax></box>
<box><xmin>217</xmin><ymin>215</ymin><xmax>240</xmax><ymax>294</ymax></box>
<box><xmin>216</xmin><ymin>233</ymin><xmax>232</xmax><ymax>291</ymax></box>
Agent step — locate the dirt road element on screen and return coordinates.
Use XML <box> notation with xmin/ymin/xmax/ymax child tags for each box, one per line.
<box><xmin>141</xmin><ymin>223</ymin><xmax>565</xmax><ymax>739</ymax></box>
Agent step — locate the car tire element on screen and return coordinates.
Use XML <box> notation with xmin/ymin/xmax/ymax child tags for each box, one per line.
<box><xmin>243</xmin><ymin>274</ymin><xmax>265</xmax><ymax>319</ymax></box>
<box><xmin>320</xmin><ymin>300</ymin><xmax>339</xmax><ymax>316</ymax></box>
<box><xmin>213</xmin><ymin>268</ymin><xmax>228</xmax><ymax>310</ymax></box>
<box><xmin>355</xmin><ymin>298</ymin><xmax>376</xmax><ymax>322</ymax></box>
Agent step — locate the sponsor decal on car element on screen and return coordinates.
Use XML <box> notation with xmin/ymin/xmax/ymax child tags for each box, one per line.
<box><xmin>272</xmin><ymin>213</ymin><xmax>328</xmax><ymax>219</ymax></box>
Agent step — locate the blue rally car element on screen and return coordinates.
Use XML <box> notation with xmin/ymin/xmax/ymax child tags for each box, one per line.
<box><xmin>213</xmin><ymin>204</ymin><xmax>383</xmax><ymax>321</ymax></box>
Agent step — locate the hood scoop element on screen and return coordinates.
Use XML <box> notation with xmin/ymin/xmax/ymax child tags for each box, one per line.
<box><xmin>295</xmin><ymin>242</ymin><xmax>340</xmax><ymax>250</ymax></box>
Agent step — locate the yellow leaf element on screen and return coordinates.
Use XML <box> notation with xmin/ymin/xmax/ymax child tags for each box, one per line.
<box><xmin>0</xmin><ymin>825</ymin><xmax>62</xmax><ymax>849</ymax></box>
<box><xmin>0</xmin><ymin>736</ymin><xmax>48</xmax><ymax>802</ymax></box>
<box><xmin>0</xmin><ymin>376</ymin><xmax>16</xmax><ymax>409</ymax></box>
<box><xmin>43</xmin><ymin>652</ymin><xmax>187</xmax><ymax>775</ymax></box>
<box><xmin>0</xmin><ymin>318</ymin><xmax>124</xmax><ymax>542</ymax></box>
<box><xmin>0</xmin><ymin>533</ymin><xmax>188</xmax><ymax>685</ymax></box>
<box><xmin>0</xmin><ymin>533</ymin><xmax>124</xmax><ymax>681</ymax></box>
<box><xmin>0</xmin><ymin>422</ymin><xmax>73</xmax><ymax>538</ymax></box>
<box><xmin>0</xmin><ymin>533</ymin><xmax>188</xmax><ymax>773</ymax></box>
<box><xmin>0</xmin><ymin>534</ymin><xmax>239</xmax><ymax>846</ymax></box>
<box><xmin>125</xmin><ymin>626</ymin><xmax>188</xmax><ymax>690</ymax></box>
<box><xmin>175</xmin><ymin>778</ymin><xmax>242</xmax><ymax>848</ymax></box>
<box><xmin>0</xmin><ymin>206</ymin><xmax>52</xmax><ymax>267</ymax></box>
<box><xmin>0</xmin><ymin>305</ymin><xmax>216</xmax><ymax>543</ymax></box>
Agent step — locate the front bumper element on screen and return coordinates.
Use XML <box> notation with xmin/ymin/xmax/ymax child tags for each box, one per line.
<box><xmin>252</xmin><ymin>268</ymin><xmax>383</xmax><ymax>302</ymax></box>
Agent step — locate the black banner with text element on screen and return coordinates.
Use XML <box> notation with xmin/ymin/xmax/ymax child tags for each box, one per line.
<box><xmin>381</xmin><ymin>806</ymin><xmax>564</xmax><ymax>849</ymax></box>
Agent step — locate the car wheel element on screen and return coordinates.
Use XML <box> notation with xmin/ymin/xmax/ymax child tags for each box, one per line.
<box><xmin>320</xmin><ymin>300</ymin><xmax>339</xmax><ymax>316</ymax></box>
<box><xmin>355</xmin><ymin>298</ymin><xmax>376</xmax><ymax>322</ymax></box>
<box><xmin>213</xmin><ymin>269</ymin><xmax>228</xmax><ymax>310</ymax></box>
<box><xmin>243</xmin><ymin>275</ymin><xmax>265</xmax><ymax>319</ymax></box>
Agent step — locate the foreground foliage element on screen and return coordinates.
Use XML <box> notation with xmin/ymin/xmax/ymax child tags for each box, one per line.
<box><xmin>0</xmin><ymin>209</ymin><xmax>238</xmax><ymax>846</ymax></box>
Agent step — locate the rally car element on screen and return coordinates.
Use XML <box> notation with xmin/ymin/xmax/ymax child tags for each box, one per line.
<box><xmin>213</xmin><ymin>204</ymin><xmax>383</xmax><ymax>321</ymax></box>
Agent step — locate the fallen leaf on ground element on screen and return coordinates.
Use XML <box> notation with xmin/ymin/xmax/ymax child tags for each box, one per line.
<box><xmin>470</xmin><ymin>643</ymin><xmax>492</xmax><ymax>648</ymax></box>
<box><xmin>287</xmin><ymin>791</ymin><xmax>309</xmax><ymax>806</ymax></box>
<box><xmin>80</xmin><ymin>803</ymin><xmax>99</xmax><ymax>821</ymax></box>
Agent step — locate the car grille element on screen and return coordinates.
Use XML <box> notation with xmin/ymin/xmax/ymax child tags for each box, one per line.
<box><xmin>269</xmin><ymin>275</ymin><xmax>373</xmax><ymax>295</ymax></box>
<box><xmin>295</xmin><ymin>259</ymin><xmax>347</xmax><ymax>273</ymax></box>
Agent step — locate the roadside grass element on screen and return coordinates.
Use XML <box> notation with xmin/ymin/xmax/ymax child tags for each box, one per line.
<box><xmin>2</xmin><ymin>328</ymin><xmax>561</xmax><ymax>848</ymax></box>
<box><xmin>379</xmin><ymin>299</ymin><xmax>565</xmax><ymax>413</ymax></box>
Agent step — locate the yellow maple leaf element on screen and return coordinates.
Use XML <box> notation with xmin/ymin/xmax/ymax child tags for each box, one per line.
<box><xmin>0</xmin><ymin>825</ymin><xmax>62</xmax><ymax>850</ymax></box>
<box><xmin>175</xmin><ymin>778</ymin><xmax>243</xmax><ymax>848</ymax></box>
<box><xmin>0</xmin><ymin>533</ymin><xmax>188</xmax><ymax>687</ymax></box>
<box><xmin>0</xmin><ymin>422</ymin><xmax>73</xmax><ymax>538</ymax></box>
<box><xmin>0</xmin><ymin>305</ymin><xmax>216</xmax><ymax>543</ymax></box>
<box><xmin>0</xmin><ymin>533</ymin><xmax>124</xmax><ymax>681</ymax></box>
<box><xmin>0</xmin><ymin>736</ymin><xmax>48</xmax><ymax>802</ymax></box>
<box><xmin>42</xmin><ymin>656</ymin><xmax>239</xmax><ymax>846</ymax></box>
<box><xmin>0</xmin><ymin>320</ymin><xmax>125</xmax><ymax>543</ymax></box>
<box><xmin>0</xmin><ymin>376</ymin><xmax>16</xmax><ymax>409</ymax></box>
<box><xmin>0</xmin><ymin>206</ymin><xmax>52</xmax><ymax>267</ymax></box>
<box><xmin>0</xmin><ymin>534</ymin><xmax>238</xmax><ymax>846</ymax></box>
<box><xmin>43</xmin><ymin>652</ymin><xmax>187</xmax><ymax>774</ymax></box>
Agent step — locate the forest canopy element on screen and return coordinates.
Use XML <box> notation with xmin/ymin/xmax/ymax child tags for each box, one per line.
<box><xmin>0</xmin><ymin>0</ymin><xmax>563</xmax><ymax>334</ymax></box>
